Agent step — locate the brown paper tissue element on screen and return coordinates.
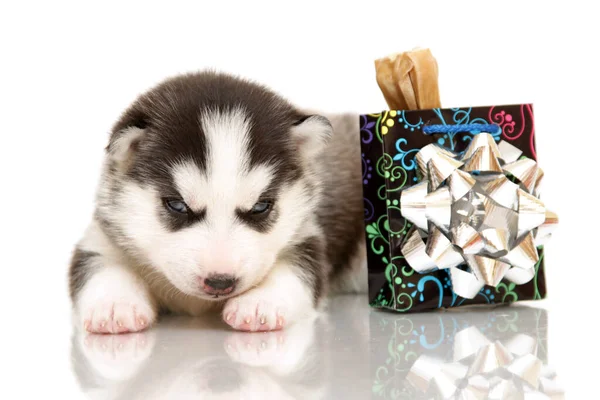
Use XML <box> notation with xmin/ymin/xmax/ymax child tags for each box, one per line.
<box><xmin>374</xmin><ymin>48</ymin><xmax>441</xmax><ymax>111</ymax></box>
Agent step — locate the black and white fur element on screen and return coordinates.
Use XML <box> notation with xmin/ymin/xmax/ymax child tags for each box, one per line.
<box><xmin>69</xmin><ymin>71</ymin><xmax>367</xmax><ymax>333</ymax></box>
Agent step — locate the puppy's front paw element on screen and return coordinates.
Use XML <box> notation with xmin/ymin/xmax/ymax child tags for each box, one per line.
<box><xmin>75</xmin><ymin>265</ymin><xmax>157</xmax><ymax>334</ymax></box>
<box><xmin>223</xmin><ymin>290</ymin><xmax>286</xmax><ymax>332</ymax></box>
<box><xmin>82</xmin><ymin>299</ymin><xmax>156</xmax><ymax>334</ymax></box>
<box><xmin>222</xmin><ymin>263</ymin><xmax>317</xmax><ymax>332</ymax></box>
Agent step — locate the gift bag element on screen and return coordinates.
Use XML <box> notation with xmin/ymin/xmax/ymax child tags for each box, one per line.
<box><xmin>361</xmin><ymin>49</ymin><xmax>557</xmax><ymax>313</ymax></box>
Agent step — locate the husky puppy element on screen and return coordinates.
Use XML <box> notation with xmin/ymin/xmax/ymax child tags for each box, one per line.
<box><xmin>69</xmin><ymin>71</ymin><xmax>367</xmax><ymax>333</ymax></box>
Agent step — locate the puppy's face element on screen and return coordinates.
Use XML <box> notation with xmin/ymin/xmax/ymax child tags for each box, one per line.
<box><xmin>99</xmin><ymin>72</ymin><xmax>331</xmax><ymax>300</ymax></box>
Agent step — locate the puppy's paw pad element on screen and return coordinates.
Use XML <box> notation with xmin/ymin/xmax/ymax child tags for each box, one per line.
<box><xmin>223</xmin><ymin>294</ymin><xmax>286</xmax><ymax>332</ymax></box>
<box><xmin>82</xmin><ymin>300</ymin><xmax>155</xmax><ymax>334</ymax></box>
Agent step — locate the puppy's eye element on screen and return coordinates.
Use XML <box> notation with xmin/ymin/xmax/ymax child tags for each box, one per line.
<box><xmin>164</xmin><ymin>198</ymin><xmax>189</xmax><ymax>214</ymax></box>
<box><xmin>250</xmin><ymin>200</ymin><xmax>272</xmax><ymax>215</ymax></box>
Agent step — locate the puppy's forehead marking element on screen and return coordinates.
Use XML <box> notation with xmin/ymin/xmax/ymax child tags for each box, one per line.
<box><xmin>172</xmin><ymin>108</ymin><xmax>275</xmax><ymax>212</ymax></box>
<box><xmin>200</xmin><ymin>106</ymin><xmax>252</xmax><ymax>181</ymax></box>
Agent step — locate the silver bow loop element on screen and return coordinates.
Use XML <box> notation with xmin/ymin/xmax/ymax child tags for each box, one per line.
<box><xmin>399</xmin><ymin>132</ymin><xmax>557</xmax><ymax>299</ymax></box>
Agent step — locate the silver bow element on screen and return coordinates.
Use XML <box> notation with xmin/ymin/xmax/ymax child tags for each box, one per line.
<box><xmin>399</xmin><ymin>132</ymin><xmax>558</xmax><ymax>299</ymax></box>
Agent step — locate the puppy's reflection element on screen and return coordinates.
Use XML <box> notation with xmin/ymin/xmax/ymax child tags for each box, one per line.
<box><xmin>72</xmin><ymin>309</ymin><xmax>332</xmax><ymax>399</ymax></box>
<box><xmin>369</xmin><ymin>305</ymin><xmax>564</xmax><ymax>399</ymax></box>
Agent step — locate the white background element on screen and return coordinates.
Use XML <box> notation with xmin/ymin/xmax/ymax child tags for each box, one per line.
<box><xmin>1</xmin><ymin>1</ymin><xmax>597</xmax><ymax>398</ymax></box>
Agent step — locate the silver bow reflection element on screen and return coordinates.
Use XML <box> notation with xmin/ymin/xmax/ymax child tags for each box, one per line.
<box><xmin>400</xmin><ymin>133</ymin><xmax>558</xmax><ymax>298</ymax></box>
<box><xmin>369</xmin><ymin>306</ymin><xmax>564</xmax><ymax>400</ymax></box>
<box><xmin>406</xmin><ymin>318</ymin><xmax>563</xmax><ymax>399</ymax></box>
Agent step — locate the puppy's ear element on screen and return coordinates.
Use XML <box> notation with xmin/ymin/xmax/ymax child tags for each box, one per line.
<box><xmin>105</xmin><ymin>109</ymin><xmax>148</xmax><ymax>172</ymax></box>
<box><xmin>291</xmin><ymin>115</ymin><xmax>333</xmax><ymax>159</ymax></box>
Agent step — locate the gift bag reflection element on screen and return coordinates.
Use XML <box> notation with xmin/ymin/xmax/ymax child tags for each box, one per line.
<box><xmin>370</xmin><ymin>305</ymin><xmax>564</xmax><ymax>399</ymax></box>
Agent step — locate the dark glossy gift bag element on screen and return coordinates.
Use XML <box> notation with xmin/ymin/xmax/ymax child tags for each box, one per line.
<box><xmin>361</xmin><ymin>48</ymin><xmax>557</xmax><ymax>312</ymax></box>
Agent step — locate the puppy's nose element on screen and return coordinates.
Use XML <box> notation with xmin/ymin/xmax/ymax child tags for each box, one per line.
<box><xmin>203</xmin><ymin>274</ymin><xmax>236</xmax><ymax>295</ymax></box>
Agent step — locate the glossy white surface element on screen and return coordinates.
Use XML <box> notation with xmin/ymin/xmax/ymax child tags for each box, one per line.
<box><xmin>69</xmin><ymin>295</ymin><xmax>562</xmax><ymax>399</ymax></box>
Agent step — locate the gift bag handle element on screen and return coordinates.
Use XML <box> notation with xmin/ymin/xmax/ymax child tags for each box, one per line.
<box><xmin>422</xmin><ymin>123</ymin><xmax>500</xmax><ymax>135</ymax></box>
